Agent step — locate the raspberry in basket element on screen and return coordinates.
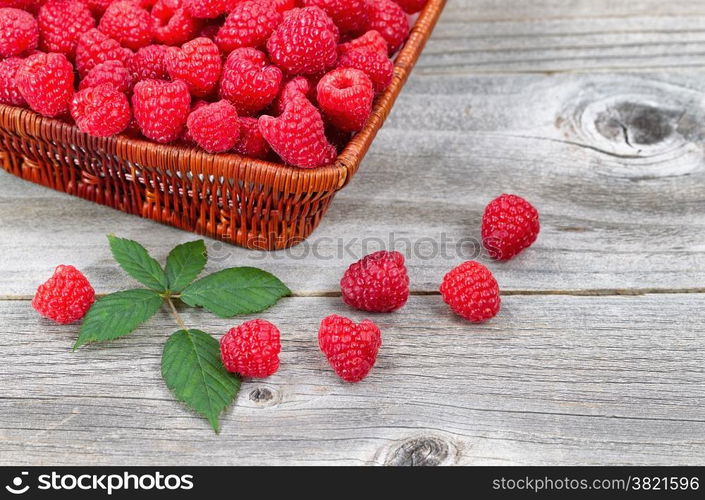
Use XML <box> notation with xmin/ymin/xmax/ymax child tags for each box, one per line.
<box><xmin>16</xmin><ymin>52</ymin><xmax>74</xmax><ymax>118</ymax></box>
<box><xmin>366</xmin><ymin>0</ymin><xmax>410</xmax><ymax>54</ymax></box>
<box><xmin>393</xmin><ymin>0</ymin><xmax>428</xmax><ymax>14</ymax></box>
<box><xmin>151</xmin><ymin>0</ymin><xmax>203</xmax><ymax>46</ymax></box>
<box><xmin>0</xmin><ymin>57</ymin><xmax>26</xmax><ymax>107</ymax></box>
<box><xmin>234</xmin><ymin>116</ymin><xmax>270</xmax><ymax>159</ymax></box>
<box><xmin>302</xmin><ymin>0</ymin><xmax>369</xmax><ymax>35</ymax></box>
<box><xmin>440</xmin><ymin>261</ymin><xmax>500</xmax><ymax>323</ymax></box>
<box><xmin>216</xmin><ymin>0</ymin><xmax>282</xmax><ymax>53</ymax></box>
<box><xmin>0</xmin><ymin>7</ymin><xmax>38</xmax><ymax>58</ymax></box>
<box><xmin>36</xmin><ymin>0</ymin><xmax>94</xmax><ymax>56</ymax></box>
<box><xmin>220</xmin><ymin>319</ymin><xmax>281</xmax><ymax>378</ymax></box>
<box><xmin>71</xmin><ymin>84</ymin><xmax>132</xmax><ymax>138</ymax></box>
<box><xmin>337</xmin><ymin>48</ymin><xmax>394</xmax><ymax>93</ymax></box>
<box><xmin>319</xmin><ymin>315</ymin><xmax>382</xmax><ymax>383</ymax></box>
<box><xmin>32</xmin><ymin>265</ymin><xmax>95</xmax><ymax>325</ymax></box>
<box><xmin>272</xmin><ymin>76</ymin><xmax>311</xmax><ymax>116</ymax></box>
<box><xmin>76</xmin><ymin>29</ymin><xmax>133</xmax><ymax>78</ymax></box>
<box><xmin>185</xmin><ymin>0</ymin><xmax>234</xmax><ymax>19</ymax></box>
<box><xmin>79</xmin><ymin>60</ymin><xmax>133</xmax><ymax>94</ymax></box>
<box><xmin>99</xmin><ymin>0</ymin><xmax>153</xmax><ymax>50</ymax></box>
<box><xmin>219</xmin><ymin>47</ymin><xmax>283</xmax><ymax>115</ymax></box>
<box><xmin>131</xmin><ymin>44</ymin><xmax>170</xmax><ymax>81</ymax></box>
<box><xmin>340</xmin><ymin>250</ymin><xmax>409</xmax><ymax>313</ymax></box>
<box><xmin>132</xmin><ymin>79</ymin><xmax>191</xmax><ymax>143</ymax></box>
<box><xmin>339</xmin><ymin>30</ymin><xmax>389</xmax><ymax>56</ymax></box>
<box><xmin>186</xmin><ymin>100</ymin><xmax>240</xmax><ymax>153</ymax></box>
<box><xmin>166</xmin><ymin>37</ymin><xmax>222</xmax><ymax>98</ymax></box>
<box><xmin>482</xmin><ymin>194</ymin><xmax>540</xmax><ymax>261</ymax></box>
<box><xmin>317</xmin><ymin>68</ymin><xmax>374</xmax><ymax>132</ymax></box>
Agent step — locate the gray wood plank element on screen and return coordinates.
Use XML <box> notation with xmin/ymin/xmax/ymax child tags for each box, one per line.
<box><xmin>0</xmin><ymin>294</ymin><xmax>703</xmax><ymax>465</ymax></box>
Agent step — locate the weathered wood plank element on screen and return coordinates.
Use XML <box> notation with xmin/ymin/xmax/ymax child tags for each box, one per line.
<box><xmin>0</xmin><ymin>295</ymin><xmax>703</xmax><ymax>465</ymax></box>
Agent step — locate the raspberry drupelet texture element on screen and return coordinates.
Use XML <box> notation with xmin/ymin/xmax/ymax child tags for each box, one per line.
<box><xmin>481</xmin><ymin>194</ymin><xmax>540</xmax><ymax>261</ymax></box>
<box><xmin>16</xmin><ymin>52</ymin><xmax>74</xmax><ymax>117</ymax></box>
<box><xmin>37</xmin><ymin>0</ymin><xmax>94</xmax><ymax>56</ymax></box>
<box><xmin>272</xmin><ymin>76</ymin><xmax>311</xmax><ymax>115</ymax></box>
<box><xmin>340</xmin><ymin>250</ymin><xmax>409</xmax><ymax>313</ymax></box>
<box><xmin>262</xmin><ymin>0</ymin><xmax>297</xmax><ymax>14</ymax></box>
<box><xmin>393</xmin><ymin>0</ymin><xmax>428</xmax><ymax>14</ymax></box>
<box><xmin>32</xmin><ymin>265</ymin><xmax>96</xmax><ymax>325</ymax></box>
<box><xmin>219</xmin><ymin>47</ymin><xmax>283</xmax><ymax>115</ymax></box>
<box><xmin>71</xmin><ymin>83</ymin><xmax>132</xmax><ymax>138</ymax></box>
<box><xmin>85</xmin><ymin>0</ymin><xmax>113</xmax><ymax>15</ymax></box>
<box><xmin>216</xmin><ymin>0</ymin><xmax>282</xmax><ymax>53</ymax></box>
<box><xmin>233</xmin><ymin>116</ymin><xmax>269</xmax><ymax>159</ymax></box>
<box><xmin>0</xmin><ymin>7</ymin><xmax>38</xmax><ymax>58</ymax></box>
<box><xmin>366</xmin><ymin>0</ymin><xmax>409</xmax><ymax>54</ymax></box>
<box><xmin>151</xmin><ymin>0</ymin><xmax>202</xmax><ymax>46</ymax></box>
<box><xmin>337</xmin><ymin>48</ymin><xmax>394</xmax><ymax>93</ymax></box>
<box><xmin>79</xmin><ymin>60</ymin><xmax>133</xmax><ymax>93</ymax></box>
<box><xmin>440</xmin><ymin>261</ymin><xmax>501</xmax><ymax>323</ymax></box>
<box><xmin>132</xmin><ymin>79</ymin><xmax>191</xmax><ymax>143</ymax></box>
<box><xmin>186</xmin><ymin>100</ymin><xmax>240</xmax><ymax>153</ymax></box>
<box><xmin>130</xmin><ymin>44</ymin><xmax>170</xmax><ymax>81</ymax></box>
<box><xmin>185</xmin><ymin>0</ymin><xmax>237</xmax><ymax>19</ymax></box>
<box><xmin>266</xmin><ymin>6</ymin><xmax>339</xmax><ymax>76</ymax></box>
<box><xmin>339</xmin><ymin>30</ymin><xmax>389</xmax><ymax>56</ymax></box>
<box><xmin>0</xmin><ymin>57</ymin><xmax>26</xmax><ymax>106</ymax></box>
<box><xmin>220</xmin><ymin>319</ymin><xmax>281</xmax><ymax>378</ymax></box>
<box><xmin>99</xmin><ymin>0</ymin><xmax>153</xmax><ymax>50</ymax></box>
<box><xmin>302</xmin><ymin>0</ymin><xmax>369</xmax><ymax>35</ymax></box>
<box><xmin>76</xmin><ymin>29</ymin><xmax>133</xmax><ymax>78</ymax></box>
<box><xmin>166</xmin><ymin>36</ymin><xmax>221</xmax><ymax>97</ymax></box>
<box><xmin>318</xmin><ymin>314</ymin><xmax>382</xmax><ymax>383</ymax></box>
<box><xmin>259</xmin><ymin>92</ymin><xmax>336</xmax><ymax>168</ymax></box>
<box><xmin>317</xmin><ymin>67</ymin><xmax>374</xmax><ymax>132</ymax></box>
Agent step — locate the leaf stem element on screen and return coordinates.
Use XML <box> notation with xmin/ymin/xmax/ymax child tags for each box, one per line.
<box><xmin>166</xmin><ymin>296</ymin><xmax>188</xmax><ymax>332</ymax></box>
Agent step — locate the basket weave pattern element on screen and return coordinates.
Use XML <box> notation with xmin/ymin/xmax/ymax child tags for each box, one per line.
<box><xmin>0</xmin><ymin>0</ymin><xmax>446</xmax><ymax>250</ymax></box>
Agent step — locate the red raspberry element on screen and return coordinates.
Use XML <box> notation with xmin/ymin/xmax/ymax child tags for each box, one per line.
<box><xmin>32</xmin><ymin>265</ymin><xmax>96</xmax><ymax>325</ymax></box>
<box><xmin>0</xmin><ymin>57</ymin><xmax>26</xmax><ymax>106</ymax></box>
<box><xmin>366</xmin><ymin>0</ymin><xmax>409</xmax><ymax>54</ymax></box>
<box><xmin>132</xmin><ymin>79</ymin><xmax>191</xmax><ymax>143</ymax></box>
<box><xmin>220</xmin><ymin>319</ymin><xmax>281</xmax><ymax>378</ymax></box>
<box><xmin>259</xmin><ymin>0</ymin><xmax>296</xmax><ymax>14</ymax></box>
<box><xmin>215</xmin><ymin>0</ymin><xmax>282</xmax><ymax>53</ymax></box>
<box><xmin>76</xmin><ymin>28</ymin><xmax>133</xmax><ymax>78</ymax></box>
<box><xmin>219</xmin><ymin>47</ymin><xmax>282</xmax><ymax>115</ymax></box>
<box><xmin>259</xmin><ymin>92</ymin><xmax>336</xmax><ymax>168</ymax></box>
<box><xmin>0</xmin><ymin>0</ymin><xmax>41</xmax><ymax>9</ymax></box>
<box><xmin>166</xmin><ymin>37</ymin><xmax>221</xmax><ymax>98</ymax></box>
<box><xmin>337</xmin><ymin>48</ymin><xmax>393</xmax><ymax>93</ymax></box>
<box><xmin>318</xmin><ymin>314</ymin><xmax>381</xmax><ymax>383</ymax></box>
<box><xmin>0</xmin><ymin>7</ymin><xmax>38</xmax><ymax>58</ymax></box>
<box><xmin>37</xmin><ymin>0</ymin><xmax>94</xmax><ymax>57</ymax></box>
<box><xmin>130</xmin><ymin>44</ymin><xmax>170</xmax><ymax>81</ymax></box>
<box><xmin>79</xmin><ymin>60</ymin><xmax>132</xmax><ymax>93</ymax></box>
<box><xmin>17</xmin><ymin>52</ymin><xmax>74</xmax><ymax>117</ymax></box>
<box><xmin>440</xmin><ymin>261</ymin><xmax>500</xmax><ymax>323</ymax></box>
<box><xmin>482</xmin><ymin>194</ymin><xmax>540</xmax><ymax>261</ymax></box>
<box><xmin>302</xmin><ymin>0</ymin><xmax>368</xmax><ymax>35</ymax></box>
<box><xmin>186</xmin><ymin>100</ymin><xmax>240</xmax><ymax>153</ymax></box>
<box><xmin>340</xmin><ymin>250</ymin><xmax>409</xmax><ymax>313</ymax></box>
<box><xmin>85</xmin><ymin>0</ymin><xmax>113</xmax><ymax>15</ymax></box>
<box><xmin>151</xmin><ymin>0</ymin><xmax>202</xmax><ymax>46</ymax></box>
<box><xmin>99</xmin><ymin>0</ymin><xmax>152</xmax><ymax>50</ymax></box>
<box><xmin>234</xmin><ymin>116</ymin><xmax>269</xmax><ymax>159</ymax></box>
<box><xmin>266</xmin><ymin>7</ymin><xmax>339</xmax><ymax>76</ymax></box>
<box><xmin>393</xmin><ymin>0</ymin><xmax>427</xmax><ymax>14</ymax></box>
<box><xmin>317</xmin><ymin>67</ymin><xmax>374</xmax><ymax>132</ymax></box>
<box><xmin>272</xmin><ymin>76</ymin><xmax>311</xmax><ymax>115</ymax></box>
<box><xmin>339</xmin><ymin>30</ymin><xmax>388</xmax><ymax>56</ymax></box>
<box><xmin>71</xmin><ymin>83</ymin><xmax>132</xmax><ymax>137</ymax></box>
<box><xmin>185</xmin><ymin>0</ymin><xmax>237</xmax><ymax>18</ymax></box>
<box><xmin>180</xmin><ymin>98</ymin><xmax>207</xmax><ymax>143</ymax></box>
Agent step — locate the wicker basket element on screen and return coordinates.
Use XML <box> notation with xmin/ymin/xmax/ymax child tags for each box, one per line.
<box><xmin>0</xmin><ymin>0</ymin><xmax>446</xmax><ymax>250</ymax></box>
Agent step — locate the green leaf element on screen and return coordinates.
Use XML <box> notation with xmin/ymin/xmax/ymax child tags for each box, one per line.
<box><xmin>107</xmin><ymin>234</ymin><xmax>169</xmax><ymax>292</ymax></box>
<box><xmin>165</xmin><ymin>240</ymin><xmax>207</xmax><ymax>293</ymax></box>
<box><xmin>74</xmin><ymin>289</ymin><xmax>163</xmax><ymax>348</ymax></box>
<box><xmin>180</xmin><ymin>267</ymin><xmax>291</xmax><ymax>318</ymax></box>
<box><xmin>161</xmin><ymin>329</ymin><xmax>241</xmax><ymax>433</ymax></box>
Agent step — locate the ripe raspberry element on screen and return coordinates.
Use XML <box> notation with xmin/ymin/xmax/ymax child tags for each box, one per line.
<box><xmin>215</xmin><ymin>1</ymin><xmax>282</xmax><ymax>53</ymax></box>
<box><xmin>340</xmin><ymin>251</ymin><xmax>409</xmax><ymax>313</ymax></box>
<box><xmin>266</xmin><ymin>7</ymin><xmax>339</xmax><ymax>76</ymax></box>
<box><xmin>130</xmin><ymin>44</ymin><xmax>170</xmax><ymax>81</ymax></box>
<box><xmin>234</xmin><ymin>116</ymin><xmax>269</xmax><ymax>159</ymax></box>
<box><xmin>186</xmin><ymin>100</ymin><xmax>240</xmax><ymax>153</ymax></box>
<box><xmin>219</xmin><ymin>48</ymin><xmax>282</xmax><ymax>115</ymax></box>
<box><xmin>302</xmin><ymin>0</ymin><xmax>368</xmax><ymax>35</ymax></box>
<box><xmin>0</xmin><ymin>0</ymin><xmax>41</xmax><ymax>9</ymax></box>
<box><xmin>318</xmin><ymin>315</ymin><xmax>381</xmax><ymax>383</ymax></box>
<box><xmin>440</xmin><ymin>261</ymin><xmax>500</xmax><ymax>323</ymax></box>
<box><xmin>79</xmin><ymin>60</ymin><xmax>132</xmax><ymax>93</ymax></box>
<box><xmin>76</xmin><ymin>29</ymin><xmax>133</xmax><ymax>78</ymax></box>
<box><xmin>259</xmin><ymin>92</ymin><xmax>336</xmax><ymax>168</ymax></box>
<box><xmin>166</xmin><ymin>37</ymin><xmax>221</xmax><ymax>98</ymax></box>
<box><xmin>132</xmin><ymin>79</ymin><xmax>191</xmax><ymax>143</ymax></box>
<box><xmin>71</xmin><ymin>83</ymin><xmax>132</xmax><ymax>137</ymax></box>
<box><xmin>37</xmin><ymin>0</ymin><xmax>94</xmax><ymax>57</ymax></box>
<box><xmin>392</xmin><ymin>0</ymin><xmax>427</xmax><ymax>14</ymax></box>
<box><xmin>0</xmin><ymin>7</ymin><xmax>38</xmax><ymax>58</ymax></box>
<box><xmin>180</xmin><ymin>98</ymin><xmax>207</xmax><ymax>143</ymax></box>
<box><xmin>337</xmin><ymin>48</ymin><xmax>393</xmax><ymax>93</ymax></box>
<box><xmin>0</xmin><ymin>57</ymin><xmax>26</xmax><ymax>106</ymax></box>
<box><xmin>339</xmin><ymin>30</ymin><xmax>388</xmax><ymax>56</ymax></box>
<box><xmin>259</xmin><ymin>0</ymin><xmax>296</xmax><ymax>14</ymax></box>
<box><xmin>317</xmin><ymin>67</ymin><xmax>374</xmax><ymax>132</ymax></box>
<box><xmin>185</xmin><ymin>0</ymin><xmax>236</xmax><ymax>19</ymax></box>
<box><xmin>99</xmin><ymin>0</ymin><xmax>153</xmax><ymax>50</ymax></box>
<box><xmin>366</xmin><ymin>0</ymin><xmax>409</xmax><ymax>54</ymax></box>
<box><xmin>152</xmin><ymin>0</ymin><xmax>202</xmax><ymax>46</ymax></box>
<box><xmin>272</xmin><ymin>76</ymin><xmax>311</xmax><ymax>115</ymax></box>
<box><xmin>17</xmin><ymin>52</ymin><xmax>74</xmax><ymax>117</ymax></box>
<box><xmin>482</xmin><ymin>194</ymin><xmax>540</xmax><ymax>261</ymax></box>
<box><xmin>85</xmin><ymin>0</ymin><xmax>113</xmax><ymax>15</ymax></box>
<box><xmin>220</xmin><ymin>319</ymin><xmax>281</xmax><ymax>378</ymax></box>
<box><xmin>32</xmin><ymin>265</ymin><xmax>96</xmax><ymax>325</ymax></box>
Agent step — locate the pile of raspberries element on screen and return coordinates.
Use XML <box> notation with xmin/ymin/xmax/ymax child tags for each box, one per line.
<box><xmin>0</xmin><ymin>0</ymin><xmax>427</xmax><ymax>168</ymax></box>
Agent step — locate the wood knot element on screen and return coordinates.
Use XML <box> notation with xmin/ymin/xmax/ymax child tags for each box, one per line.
<box><xmin>245</xmin><ymin>386</ymin><xmax>281</xmax><ymax>408</ymax></box>
<box><xmin>594</xmin><ymin>102</ymin><xmax>677</xmax><ymax>148</ymax></box>
<box><xmin>383</xmin><ymin>436</ymin><xmax>456</xmax><ymax>466</ymax></box>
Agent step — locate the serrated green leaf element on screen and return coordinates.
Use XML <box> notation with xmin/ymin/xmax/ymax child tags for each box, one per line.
<box><xmin>74</xmin><ymin>289</ymin><xmax>163</xmax><ymax>348</ymax></box>
<box><xmin>165</xmin><ymin>240</ymin><xmax>207</xmax><ymax>293</ymax></box>
<box><xmin>161</xmin><ymin>329</ymin><xmax>241</xmax><ymax>433</ymax></box>
<box><xmin>108</xmin><ymin>235</ymin><xmax>169</xmax><ymax>292</ymax></box>
<box><xmin>180</xmin><ymin>267</ymin><xmax>291</xmax><ymax>318</ymax></box>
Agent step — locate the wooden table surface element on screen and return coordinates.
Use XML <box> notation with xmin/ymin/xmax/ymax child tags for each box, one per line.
<box><xmin>1</xmin><ymin>0</ymin><xmax>704</xmax><ymax>466</ymax></box>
